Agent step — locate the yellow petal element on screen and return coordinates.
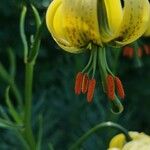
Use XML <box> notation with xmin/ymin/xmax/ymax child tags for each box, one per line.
<box><xmin>55</xmin><ymin>40</ymin><xmax>86</xmax><ymax>53</ymax></box>
<box><xmin>109</xmin><ymin>132</ymin><xmax>150</xmax><ymax>150</ymax></box>
<box><xmin>46</xmin><ymin>0</ymin><xmax>84</xmax><ymax>53</ymax></box>
<box><xmin>144</xmin><ymin>5</ymin><xmax>150</xmax><ymax>37</ymax></box>
<box><xmin>100</xmin><ymin>0</ymin><xmax>150</xmax><ymax>45</ymax></box>
<box><xmin>62</xmin><ymin>0</ymin><xmax>102</xmax><ymax>47</ymax></box>
<box><xmin>104</xmin><ymin>0</ymin><xmax>123</xmax><ymax>32</ymax></box>
<box><xmin>115</xmin><ymin>0</ymin><xmax>150</xmax><ymax>45</ymax></box>
<box><xmin>98</xmin><ymin>0</ymin><xmax>123</xmax><ymax>42</ymax></box>
<box><xmin>46</xmin><ymin>0</ymin><xmax>65</xmax><ymax>43</ymax></box>
<box><xmin>109</xmin><ymin>133</ymin><xmax>126</xmax><ymax>149</ymax></box>
<box><xmin>122</xmin><ymin>133</ymin><xmax>150</xmax><ymax>150</ymax></box>
<box><xmin>52</xmin><ymin>1</ymin><xmax>64</xmax><ymax>40</ymax></box>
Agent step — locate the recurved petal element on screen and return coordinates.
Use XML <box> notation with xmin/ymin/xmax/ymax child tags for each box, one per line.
<box><xmin>115</xmin><ymin>0</ymin><xmax>150</xmax><ymax>45</ymax></box>
<box><xmin>46</xmin><ymin>0</ymin><xmax>83</xmax><ymax>53</ymax></box>
<box><xmin>98</xmin><ymin>0</ymin><xmax>123</xmax><ymax>42</ymax></box>
<box><xmin>46</xmin><ymin>0</ymin><xmax>64</xmax><ymax>42</ymax></box>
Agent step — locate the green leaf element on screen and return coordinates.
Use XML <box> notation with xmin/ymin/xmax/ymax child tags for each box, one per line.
<box><xmin>0</xmin><ymin>118</ymin><xmax>22</xmax><ymax>129</ymax></box>
<box><xmin>20</xmin><ymin>5</ymin><xmax>28</xmax><ymax>63</ymax></box>
<box><xmin>5</xmin><ymin>86</ymin><xmax>22</xmax><ymax>124</ymax></box>
<box><xmin>31</xmin><ymin>5</ymin><xmax>41</xmax><ymax>30</ymax></box>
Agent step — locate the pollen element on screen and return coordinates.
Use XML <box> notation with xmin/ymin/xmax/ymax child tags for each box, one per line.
<box><xmin>115</xmin><ymin>77</ymin><xmax>125</xmax><ymax>99</ymax></box>
<box><xmin>87</xmin><ymin>79</ymin><xmax>96</xmax><ymax>103</ymax></box>
<box><xmin>106</xmin><ymin>75</ymin><xmax>115</xmax><ymax>100</ymax></box>
<box><xmin>74</xmin><ymin>72</ymin><xmax>83</xmax><ymax>95</ymax></box>
<box><xmin>82</xmin><ymin>74</ymin><xmax>89</xmax><ymax>94</ymax></box>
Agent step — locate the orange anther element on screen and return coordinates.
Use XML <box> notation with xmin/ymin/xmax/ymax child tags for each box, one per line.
<box><xmin>87</xmin><ymin>79</ymin><xmax>96</xmax><ymax>103</ymax></box>
<box><xmin>106</xmin><ymin>75</ymin><xmax>115</xmax><ymax>100</ymax></box>
<box><xmin>74</xmin><ymin>72</ymin><xmax>83</xmax><ymax>95</ymax></box>
<box><xmin>115</xmin><ymin>77</ymin><xmax>125</xmax><ymax>99</ymax></box>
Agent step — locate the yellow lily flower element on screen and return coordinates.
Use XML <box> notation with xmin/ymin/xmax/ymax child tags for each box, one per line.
<box><xmin>46</xmin><ymin>0</ymin><xmax>149</xmax><ymax>53</ymax></box>
<box><xmin>109</xmin><ymin>132</ymin><xmax>150</xmax><ymax>150</ymax></box>
<box><xmin>46</xmin><ymin>0</ymin><xmax>150</xmax><ymax>113</ymax></box>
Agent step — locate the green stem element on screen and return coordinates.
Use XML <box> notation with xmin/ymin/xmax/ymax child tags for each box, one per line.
<box><xmin>19</xmin><ymin>3</ymin><xmax>43</xmax><ymax>149</ymax></box>
<box><xmin>69</xmin><ymin>122</ymin><xmax>132</xmax><ymax>150</ymax></box>
<box><xmin>24</xmin><ymin>62</ymin><xmax>36</xmax><ymax>149</ymax></box>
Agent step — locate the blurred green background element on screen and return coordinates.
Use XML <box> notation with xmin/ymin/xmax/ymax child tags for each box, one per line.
<box><xmin>0</xmin><ymin>0</ymin><xmax>150</xmax><ymax>149</ymax></box>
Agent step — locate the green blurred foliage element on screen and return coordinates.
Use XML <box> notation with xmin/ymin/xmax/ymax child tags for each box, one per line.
<box><xmin>0</xmin><ymin>0</ymin><xmax>150</xmax><ymax>150</ymax></box>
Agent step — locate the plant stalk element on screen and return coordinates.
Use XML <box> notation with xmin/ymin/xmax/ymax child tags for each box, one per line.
<box><xmin>24</xmin><ymin>62</ymin><xmax>36</xmax><ymax>149</ymax></box>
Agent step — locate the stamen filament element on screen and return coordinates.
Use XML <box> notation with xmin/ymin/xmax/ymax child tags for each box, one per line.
<box><xmin>92</xmin><ymin>47</ymin><xmax>98</xmax><ymax>78</ymax></box>
<box><xmin>87</xmin><ymin>65</ymin><xmax>93</xmax><ymax>75</ymax></box>
<box><xmin>102</xmin><ymin>48</ymin><xmax>114</xmax><ymax>77</ymax></box>
<box><xmin>82</xmin><ymin>50</ymin><xmax>94</xmax><ymax>73</ymax></box>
